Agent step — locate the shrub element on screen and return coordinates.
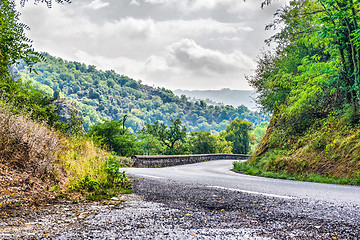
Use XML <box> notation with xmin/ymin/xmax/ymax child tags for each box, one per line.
<box><xmin>68</xmin><ymin>155</ymin><xmax>132</xmax><ymax>200</ymax></box>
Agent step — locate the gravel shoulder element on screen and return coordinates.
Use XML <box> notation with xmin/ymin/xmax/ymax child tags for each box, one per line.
<box><xmin>1</xmin><ymin>176</ymin><xmax>360</xmax><ymax>239</ymax></box>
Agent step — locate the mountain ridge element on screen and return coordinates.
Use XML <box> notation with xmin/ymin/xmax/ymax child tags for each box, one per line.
<box><xmin>173</xmin><ymin>89</ymin><xmax>258</xmax><ymax>110</ymax></box>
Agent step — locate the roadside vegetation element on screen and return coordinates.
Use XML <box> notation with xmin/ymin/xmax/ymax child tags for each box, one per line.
<box><xmin>0</xmin><ymin>81</ymin><xmax>132</xmax><ymax>202</ymax></box>
<box><xmin>0</xmin><ymin>0</ymin><xmax>131</xmax><ymax>204</ymax></box>
<box><xmin>234</xmin><ymin>0</ymin><xmax>360</xmax><ymax>185</ymax></box>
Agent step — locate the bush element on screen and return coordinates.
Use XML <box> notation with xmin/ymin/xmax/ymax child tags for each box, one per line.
<box><xmin>88</xmin><ymin>119</ymin><xmax>138</xmax><ymax>156</ymax></box>
<box><xmin>69</xmin><ymin>155</ymin><xmax>132</xmax><ymax>200</ymax></box>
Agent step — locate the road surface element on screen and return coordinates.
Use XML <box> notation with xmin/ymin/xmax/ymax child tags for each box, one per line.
<box><xmin>10</xmin><ymin>160</ymin><xmax>358</xmax><ymax>239</ymax></box>
<box><xmin>121</xmin><ymin>160</ymin><xmax>360</xmax><ymax>206</ymax></box>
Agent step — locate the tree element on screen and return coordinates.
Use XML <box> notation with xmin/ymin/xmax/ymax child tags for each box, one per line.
<box><xmin>188</xmin><ymin>131</ymin><xmax>232</xmax><ymax>154</ymax></box>
<box><xmin>0</xmin><ymin>0</ymin><xmax>42</xmax><ymax>79</ymax></box>
<box><xmin>140</xmin><ymin>118</ymin><xmax>187</xmax><ymax>155</ymax></box>
<box><xmin>136</xmin><ymin>132</ymin><xmax>163</xmax><ymax>155</ymax></box>
<box><xmin>88</xmin><ymin>119</ymin><xmax>138</xmax><ymax>157</ymax></box>
<box><xmin>221</xmin><ymin>118</ymin><xmax>253</xmax><ymax>154</ymax></box>
<box><xmin>188</xmin><ymin>131</ymin><xmax>218</xmax><ymax>154</ymax></box>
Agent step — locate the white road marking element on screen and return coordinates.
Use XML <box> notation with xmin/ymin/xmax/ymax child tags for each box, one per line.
<box><xmin>138</xmin><ymin>174</ymin><xmax>165</xmax><ymax>179</ymax></box>
<box><xmin>207</xmin><ymin>186</ymin><xmax>295</xmax><ymax>199</ymax></box>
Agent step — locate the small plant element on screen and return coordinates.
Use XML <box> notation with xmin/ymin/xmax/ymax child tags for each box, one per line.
<box><xmin>68</xmin><ymin>155</ymin><xmax>132</xmax><ymax>200</ymax></box>
<box><xmin>51</xmin><ymin>185</ymin><xmax>60</xmax><ymax>192</ymax></box>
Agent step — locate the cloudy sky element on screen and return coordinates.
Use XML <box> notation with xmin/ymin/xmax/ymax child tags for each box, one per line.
<box><xmin>18</xmin><ymin>0</ymin><xmax>287</xmax><ymax>90</ymax></box>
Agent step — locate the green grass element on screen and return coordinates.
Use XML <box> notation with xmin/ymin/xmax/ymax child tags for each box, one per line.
<box><xmin>68</xmin><ymin>155</ymin><xmax>132</xmax><ymax>201</ymax></box>
<box><xmin>233</xmin><ymin>161</ymin><xmax>360</xmax><ymax>186</ymax></box>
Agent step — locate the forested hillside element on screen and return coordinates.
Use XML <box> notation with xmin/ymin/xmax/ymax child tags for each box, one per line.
<box><xmin>174</xmin><ymin>89</ymin><xmax>258</xmax><ymax>110</ymax></box>
<box><xmin>235</xmin><ymin>0</ymin><xmax>360</xmax><ymax>184</ymax></box>
<box><xmin>18</xmin><ymin>53</ymin><xmax>268</xmax><ymax>132</ymax></box>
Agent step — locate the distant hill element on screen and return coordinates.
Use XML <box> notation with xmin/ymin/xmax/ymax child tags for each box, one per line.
<box><xmin>17</xmin><ymin>53</ymin><xmax>269</xmax><ymax>132</ymax></box>
<box><xmin>174</xmin><ymin>89</ymin><xmax>258</xmax><ymax>110</ymax></box>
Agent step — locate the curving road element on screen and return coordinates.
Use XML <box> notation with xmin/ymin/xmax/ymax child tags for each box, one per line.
<box><xmin>41</xmin><ymin>160</ymin><xmax>360</xmax><ymax>239</ymax></box>
<box><xmin>121</xmin><ymin>160</ymin><xmax>360</xmax><ymax>206</ymax></box>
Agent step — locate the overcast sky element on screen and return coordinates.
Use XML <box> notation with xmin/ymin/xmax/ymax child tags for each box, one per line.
<box><xmin>18</xmin><ymin>0</ymin><xmax>287</xmax><ymax>90</ymax></box>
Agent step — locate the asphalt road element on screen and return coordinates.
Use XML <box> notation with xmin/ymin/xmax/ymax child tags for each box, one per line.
<box><xmin>3</xmin><ymin>160</ymin><xmax>360</xmax><ymax>239</ymax></box>
<box><xmin>121</xmin><ymin>160</ymin><xmax>360</xmax><ymax>206</ymax></box>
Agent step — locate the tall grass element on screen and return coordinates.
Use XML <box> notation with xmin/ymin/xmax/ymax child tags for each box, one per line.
<box><xmin>0</xmin><ymin>102</ymin><xmax>62</xmax><ymax>177</ymax></box>
<box><xmin>0</xmin><ymin>100</ymin><xmax>132</xmax><ymax>200</ymax></box>
<box><xmin>59</xmin><ymin>136</ymin><xmax>132</xmax><ymax>200</ymax></box>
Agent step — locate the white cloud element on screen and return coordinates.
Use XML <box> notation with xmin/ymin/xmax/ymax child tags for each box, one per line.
<box><xmin>144</xmin><ymin>55</ymin><xmax>169</xmax><ymax>72</ymax></box>
<box><xmin>130</xmin><ymin>0</ymin><xmax>140</xmax><ymax>6</ymax></box>
<box><xmin>157</xmin><ymin>19</ymin><xmax>252</xmax><ymax>36</ymax></box>
<box><xmin>144</xmin><ymin>0</ymin><xmax>257</xmax><ymax>13</ymax></box>
<box><xmin>18</xmin><ymin>0</ymin><xmax>286</xmax><ymax>90</ymax></box>
<box><xmin>167</xmin><ymin>39</ymin><xmax>255</xmax><ymax>74</ymax></box>
<box><xmin>87</xmin><ymin>0</ymin><xmax>110</xmax><ymax>10</ymax></box>
<box><xmin>145</xmin><ymin>0</ymin><xmax>175</xmax><ymax>4</ymax></box>
<box><xmin>74</xmin><ymin>50</ymin><xmax>145</xmax><ymax>78</ymax></box>
<box><xmin>101</xmin><ymin>17</ymin><xmax>156</xmax><ymax>40</ymax></box>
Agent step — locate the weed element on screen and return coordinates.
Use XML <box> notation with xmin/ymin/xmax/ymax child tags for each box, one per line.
<box><xmin>51</xmin><ymin>185</ymin><xmax>60</xmax><ymax>192</ymax></box>
<box><xmin>68</xmin><ymin>155</ymin><xmax>132</xmax><ymax>200</ymax></box>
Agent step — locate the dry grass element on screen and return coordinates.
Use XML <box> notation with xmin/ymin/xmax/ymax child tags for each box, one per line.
<box><xmin>0</xmin><ymin>101</ymin><xmax>131</xmax><ymax>202</ymax></box>
<box><xmin>0</xmin><ymin>103</ymin><xmax>62</xmax><ymax>177</ymax></box>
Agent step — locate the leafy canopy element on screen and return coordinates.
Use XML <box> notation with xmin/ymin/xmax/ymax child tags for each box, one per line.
<box><xmin>221</xmin><ymin>118</ymin><xmax>253</xmax><ymax>154</ymax></box>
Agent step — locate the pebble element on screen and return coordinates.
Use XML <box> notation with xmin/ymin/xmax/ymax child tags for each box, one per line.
<box><xmin>2</xmin><ymin>177</ymin><xmax>360</xmax><ymax>239</ymax></box>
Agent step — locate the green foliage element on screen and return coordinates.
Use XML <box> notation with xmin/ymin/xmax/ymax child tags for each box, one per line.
<box><xmin>102</xmin><ymin>155</ymin><xmax>131</xmax><ymax>189</ymax></box>
<box><xmin>69</xmin><ymin>155</ymin><xmax>132</xmax><ymax>200</ymax></box>
<box><xmin>246</xmin><ymin>1</ymin><xmax>360</xmax><ymax>183</ymax></box>
<box><xmin>221</xmin><ymin>118</ymin><xmax>253</xmax><ymax>154</ymax></box>
<box><xmin>17</xmin><ymin>53</ymin><xmax>268</xmax><ymax>132</ymax></box>
<box><xmin>0</xmin><ymin>77</ymin><xmax>59</xmax><ymax>125</ymax></box>
<box><xmin>233</xmin><ymin>160</ymin><xmax>360</xmax><ymax>186</ymax></box>
<box><xmin>0</xmin><ymin>0</ymin><xmax>42</xmax><ymax>79</ymax></box>
<box><xmin>136</xmin><ymin>132</ymin><xmax>163</xmax><ymax>155</ymax></box>
<box><xmin>139</xmin><ymin>118</ymin><xmax>188</xmax><ymax>155</ymax></box>
<box><xmin>250</xmin><ymin>121</ymin><xmax>269</xmax><ymax>151</ymax></box>
<box><xmin>0</xmin><ymin>0</ymin><xmax>133</xmax><ymax>201</ymax></box>
<box><xmin>188</xmin><ymin>131</ymin><xmax>218</xmax><ymax>154</ymax></box>
<box><xmin>188</xmin><ymin>131</ymin><xmax>232</xmax><ymax>154</ymax></box>
<box><xmin>88</xmin><ymin>119</ymin><xmax>138</xmax><ymax>157</ymax></box>
<box><xmin>250</xmin><ymin>0</ymin><xmax>360</xmax><ymax>131</ymax></box>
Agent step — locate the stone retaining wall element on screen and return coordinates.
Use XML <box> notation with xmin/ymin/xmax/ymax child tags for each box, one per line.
<box><xmin>131</xmin><ymin>154</ymin><xmax>249</xmax><ymax>168</ymax></box>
